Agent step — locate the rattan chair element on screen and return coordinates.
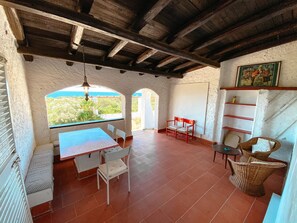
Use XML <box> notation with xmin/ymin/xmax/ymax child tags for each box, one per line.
<box><xmin>228</xmin><ymin>157</ymin><xmax>286</xmax><ymax>196</ymax></box>
<box><xmin>239</xmin><ymin>137</ymin><xmax>281</xmax><ymax>161</ymax></box>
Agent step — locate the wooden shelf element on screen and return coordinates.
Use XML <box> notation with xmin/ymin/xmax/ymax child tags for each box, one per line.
<box><xmin>223</xmin><ymin>126</ymin><xmax>251</xmax><ymax>134</ymax></box>
<box><xmin>221</xmin><ymin>87</ymin><xmax>297</xmax><ymax>90</ymax></box>
<box><xmin>225</xmin><ymin>102</ymin><xmax>256</xmax><ymax>106</ymax></box>
<box><xmin>224</xmin><ymin>115</ymin><xmax>254</xmax><ymax>121</ymax></box>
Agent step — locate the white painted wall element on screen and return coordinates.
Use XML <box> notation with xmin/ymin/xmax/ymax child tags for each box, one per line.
<box><xmin>169</xmin><ymin>67</ymin><xmax>221</xmax><ymax>141</ymax></box>
<box><xmin>220</xmin><ymin>41</ymin><xmax>297</xmax><ymax>87</ymax></box>
<box><xmin>169</xmin><ymin>82</ymin><xmax>209</xmax><ymax>135</ymax></box>
<box><xmin>25</xmin><ymin>57</ymin><xmax>170</xmax><ymax>144</ymax></box>
<box><xmin>0</xmin><ymin>7</ymin><xmax>35</xmax><ymax>177</ymax></box>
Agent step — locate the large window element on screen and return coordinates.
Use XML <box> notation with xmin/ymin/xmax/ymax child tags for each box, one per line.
<box><xmin>45</xmin><ymin>86</ymin><xmax>124</xmax><ymax>127</ymax></box>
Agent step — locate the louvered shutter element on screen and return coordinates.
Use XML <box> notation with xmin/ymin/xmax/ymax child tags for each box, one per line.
<box><xmin>0</xmin><ymin>60</ymin><xmax>15</xmax><ymax>171</ymax></box>
<box><xmin>0</xmin><ymin>57</ymin><xmax>33</xmax><ymax>223</ymax></box>
<box><xmin>0</xmin><ymin>154</ymin><xmax>33</xmax><ymax>223</ymax></box>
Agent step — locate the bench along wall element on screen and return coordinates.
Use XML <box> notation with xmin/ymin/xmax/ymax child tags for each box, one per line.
<box><xmin>25</xmin><ymin>57</ymin><xmax>171</xmax><ymax>145</ymax></box>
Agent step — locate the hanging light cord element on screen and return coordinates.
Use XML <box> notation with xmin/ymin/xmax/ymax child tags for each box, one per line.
<box><xmin>82</xmin><ymin>45</ymin><xmax>86</xmax><ymax>78</ymax></box>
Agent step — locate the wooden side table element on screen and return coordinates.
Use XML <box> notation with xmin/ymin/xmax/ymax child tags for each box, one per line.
<box><xmin>213</xmin><ymin>144</ymin><xmax>241</xmax><ymax>168</ymax></box>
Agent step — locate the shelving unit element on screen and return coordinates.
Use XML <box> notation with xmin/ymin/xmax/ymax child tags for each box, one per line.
<box><xmin>222</xmin><ymin>90</ymin><xmax>258</xmax><ymax>136</ymax></box>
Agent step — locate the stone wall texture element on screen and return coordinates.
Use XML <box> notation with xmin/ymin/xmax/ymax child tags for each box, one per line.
<box><xmin>0</xmin><ymin>7</ymin><xmax>35</xmax><ymax>177</ymax></box>
<box><xmin>25</xmin><ymin>57</ymin><xmax>171</xmax><ymax>144</ymax></box>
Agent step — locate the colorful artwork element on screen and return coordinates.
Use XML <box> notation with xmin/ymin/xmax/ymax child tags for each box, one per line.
<box><xmin>235</xmin><ymin>61</ymin><xmax>281</xmax><ymax>87</ymax></box>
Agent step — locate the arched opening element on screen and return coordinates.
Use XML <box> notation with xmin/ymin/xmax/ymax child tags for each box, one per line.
<box><xmin>45</xmin><ymin>85</ymin><xmax>124</xmax><ymax>127</ymax></box>
<box><xmin>131</xmin><ymin>88</ymin><xmax>159</xmax><ymax>132</ymax></box>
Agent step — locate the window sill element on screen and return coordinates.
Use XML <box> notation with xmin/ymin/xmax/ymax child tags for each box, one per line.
<box><xmin>49</xmin><ymin>118</ymin><xmax>124</xmax><ymax>129</ymax></box>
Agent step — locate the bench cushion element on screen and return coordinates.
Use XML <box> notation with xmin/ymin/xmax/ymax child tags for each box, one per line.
<box><xmin>25</xmin><ymin>144</ymin><xmax>53</xmax><ymax>195</ymax></box>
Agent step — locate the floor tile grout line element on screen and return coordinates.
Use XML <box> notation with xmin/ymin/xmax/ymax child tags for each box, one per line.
<box><xmin>105</xmin><ymin>161</ymin><xmax>214</xmax><ymax>222</ymax></box>
<box><xmin>176</xmin><ymin>171</ymin><xmax>230</xmax><ymax>222</ymax></box>
<box><xmin>209</xmin><ymin>187</ymin><xmax>237</xmax><ymax>223</ymax></box>
<box><xmin>243</xmin><ymin>197</ymin><xmax>257</xmax><ymax>223</ymax></box>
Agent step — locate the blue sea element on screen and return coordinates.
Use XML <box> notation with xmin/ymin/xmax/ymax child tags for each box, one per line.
<box><xmin>47</xmin><ymin>91</ymin><xmax>141</xmax><ymax>98</ymax></box>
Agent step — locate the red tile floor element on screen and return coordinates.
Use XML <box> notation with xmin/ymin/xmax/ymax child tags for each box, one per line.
<box><xmin>34</xmin><ymin>130</ymin><xmax>286</xmax><ymax>223</ymax></box>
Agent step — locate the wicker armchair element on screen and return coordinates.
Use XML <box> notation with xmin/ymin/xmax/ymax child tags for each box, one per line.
<box><xmin>239</xmin><ymin>137</ymin><xmax>281</xmax><ymax>161</ymax></box>
<box><xmin>228</xmin><ymin>157</ymin><xmax>286</xmax><ymax>196</ymax></box>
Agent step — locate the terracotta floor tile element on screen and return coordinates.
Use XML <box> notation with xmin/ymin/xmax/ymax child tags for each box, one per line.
<box><xmin>62</xmin><ymin>189</ymin><xmax>84</xmax><ymax>207</ymax></box>
<box><xmin>226</xmin><ymin>189</ymin><xmax>255</xmax><ymax>215</ymax></box>
<box><xmin>188</xmin><ymin>190</ymin><xmax>227</xmax><ymax>220</ymax></box>
<box><xmin>51</xmin><ymin>204</ymin><xmax>76</xmax><ymax>223</ymax></box>
<box><xmin>75</xmin><ymin>195</ymin><xmax>99</xmax><ymax>216</ymax></box>
<box><xmin>244</xmin><ymin>200</ymin><xmax>268</xmax><ymax>223</ymax></box>
<box><xmin>166</xmin><ymin>173</ymin><xmax>195</xmax><ymax>193</ymax></box>
<box><xmin>49</xmin><ymin>131</ymin><xmax>286</xmax><ymax>223</ymax></box>
<box><xmin>211</xmin><ymin>203</ymin><xmax>246</xmax><ymax>223</ymax></box>
<box><xmin>177</xmin><ymin>207</ymin><xmax>210</xmax><ymax>223</ymax></box>
<box><xmin>75</xmin><ymin>204</ymin><xmax>115</xmax><ymax>223</ymax></box>
<box><xmin>52</xmin><ymin>196</ymin><xmax>62</xmax><ymax>211</ymax></box>
<box><xmin>143</xmin><ymin>210</ymin><xmax>173</xmax><ymax>223</ymax></box>
<box><xmin>33</xmin><ymin>213</ymin><xmax>52</xmax><ymax>223</ymax></box>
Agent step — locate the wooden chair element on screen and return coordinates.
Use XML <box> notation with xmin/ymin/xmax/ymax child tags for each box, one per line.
<box><xmin>176</xmin><ymin>118</ymin><xmax>195</xmax><ymax>143</ymax></box>
<box><xmin>166</xmin><ymin>116</ymin><xmax>184</xmax><ymax>137</ymax></box>
<box><xmin>97</xmin><ymin>146</ymin><xmax>131</xmax><ymax>205</ymax></box>
<box><xmin>239</xmin><ymin>137</ymin><xmax>281</xmax><ymax>161</ymax></box>
<box><xmin>228</xmin><ymin>157</ymin><xmax>286</xmax><ymax>196</ymax></box>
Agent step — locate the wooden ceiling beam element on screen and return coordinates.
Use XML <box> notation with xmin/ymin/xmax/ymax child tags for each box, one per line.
<box><xmin>166</xmin><ymin>0</ymin><xmax>235</xmax><ymax>44</ymax></box>
<box><xmin>107</xmin><ymin>0</ymin><xmax>172</xmax><ymax>58</ymax></box>
<box><xmin>0</xmin><ymin>0</ymin><xmax>219</xmax><ymax>67</ymax></box>
<box><xmin>209</xmin><ymin>19</ymin><xmax>297</xmax><ymax>59</ymax></box>
<box><xmin>156</xmin><ymin>55</ymin><xmax>177</xmax><ymax>68</ymax></box>
<box><xmin>17</xmin><ymin>46</ymin><xmax>183</xmax><ymax>78</ymax></box>
<box><xmin>24</xmin><ymin>26</ymin><xmax>158</xmax><ymax>64</ymax></box>
<box><xmin>183</xmin><ymin>65</ymin><xmax>205</xmax><ymax>74</ymax></box>
<box><xmin>221</xmin><ymin>32</ymin><xmax>297</xmax><ymax>61</ymax></box>
<box><xmin>136</xmin><ymin>49</ymin><xmax>158</xmax><ymax>64</ymax></box>
<box><xmin>3</xmin><ymin>6</ymin><xmax>25</xmax><ymax>45</ymax></box>
<box><xmin>3</xmin><ymin>6</ymin><xmax>33</xmax><ymax>61</ymax></box>
<box><xmin>68</xmin><ymin>0</ymin><xmax>94</xmax><ymax>54</ymax></box>
<box><xmin>173</xmin><ymin>61</ymin><xmax>196</xmax><ymax>71</ymax></box>
<box><xmin>191</xmin><ymin>0</ymin><xmax>297</xmax><ymax>51</ymax></box>
<box><xmin>134</xmin><ymin>0</ymin><xmax>234</xmax><ymax>66</ymax></box>
<box><xmin>131</xmin><ymin>0</ymin><xmax>173</xmax><ymax>31</ymax></box>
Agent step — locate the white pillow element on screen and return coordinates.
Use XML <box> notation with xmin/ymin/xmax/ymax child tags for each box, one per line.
<box><xmin>252</xmin><ymin>138</ymin><xmax>273</xmax><ymax>153</ymax></box>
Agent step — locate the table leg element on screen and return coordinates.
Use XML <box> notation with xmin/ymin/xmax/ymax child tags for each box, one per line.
<box><xmin>213</xmin><ymin>151</ymin><xmax>216</xmax><ymax>162</ymax></box>
<box><xmin>225</xmin><ymin>155</ymin><xmax>228</xmax><ymax>169</ymax></box>
<box><xmin>234</xmin><ymin>155</ymin><xmax>237</xmax><ymax>161</ymax></box>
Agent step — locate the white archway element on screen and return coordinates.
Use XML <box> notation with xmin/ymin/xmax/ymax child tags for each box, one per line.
<box><xmin>131</xmin><ymin>88</ymin><xmax>159</xmax><ymax>131</ymax></box>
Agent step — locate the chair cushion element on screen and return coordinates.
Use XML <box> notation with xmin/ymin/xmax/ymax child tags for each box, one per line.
<box><xmin>25</xmin><ymin>144</ymin><xmax>53</xmax><ymax>194</ymax></box>
<box><xmin>252</xmin><ymin>138</ymin><xmax>274</xmax><ymax>153</ymax></box>
<box><xmin>167</xmin><ymin>125</ymin><xmax>180</xmax><ymax>131</ymax></box>
<box><xmin>98</xmin><ymin>159</ymin><xmax>127</xmax><ymax>178</ymax></box>
<box><xmin>103</xmin><ymin>146</ymin><xmax>123</xmax><ymax>154</ymax></box>
<box><xmin>177</xmin><ymin>127</ymin><xmax>192</xmax><ymax>133</ymax></box>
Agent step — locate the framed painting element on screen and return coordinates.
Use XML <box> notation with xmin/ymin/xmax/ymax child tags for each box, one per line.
<box><xmin>235</xmin><ymin>61</ymin><xmax>281</xmax><ymax>87</ymax></box>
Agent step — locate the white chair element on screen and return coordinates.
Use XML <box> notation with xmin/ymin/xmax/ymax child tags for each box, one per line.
<box><xmin>97</xmin><ymin>146</ymin><xmax>131</xmax><ymax>205</ymax></box>
<box><xmin>101</xmin><ymin>129</ymin><xmax>126</xmax><ymax>159</ymax></box>
<box><xmin>107</xmin><ymin>124</ymin><xmax>116</xmax><ymax>139</ymax></box>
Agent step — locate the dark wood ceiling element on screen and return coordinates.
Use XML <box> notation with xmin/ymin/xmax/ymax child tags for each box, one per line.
<box><xmin>1</xmin><ymin>0</ymin><xmax>297</xmax><ymax>78</ymax></box>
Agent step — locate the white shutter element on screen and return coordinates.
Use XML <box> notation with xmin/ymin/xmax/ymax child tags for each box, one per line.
<box><xmin>0</xmin><ymin>154</ymin><xmax>33</xmax><ymax>223</ymax></box>
<box><xmin>0</xmin><ymin>62</ymin><xmax>15</xmax><ymax>171</ymax></box>
<box><xmin>0</xmin><ymin>56</ymin><xmax>33</xmax><ymax>223</ymax></box>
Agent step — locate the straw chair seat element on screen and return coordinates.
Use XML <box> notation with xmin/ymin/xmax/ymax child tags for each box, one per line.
<box><xmin>228</xmin><ymin>157</ymin><xmax>286</xmax><ymax>196</ymax></box>
<box><xmin>239</xmin><ymin>137</ymin><xmax>281</xmax><ymax>161</ymax></box>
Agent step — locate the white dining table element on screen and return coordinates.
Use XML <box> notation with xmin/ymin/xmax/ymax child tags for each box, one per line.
<box><xmin>59</xmin><ymin>127</ymin><xmax>119</xmax><ymax>176</ymax></box>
